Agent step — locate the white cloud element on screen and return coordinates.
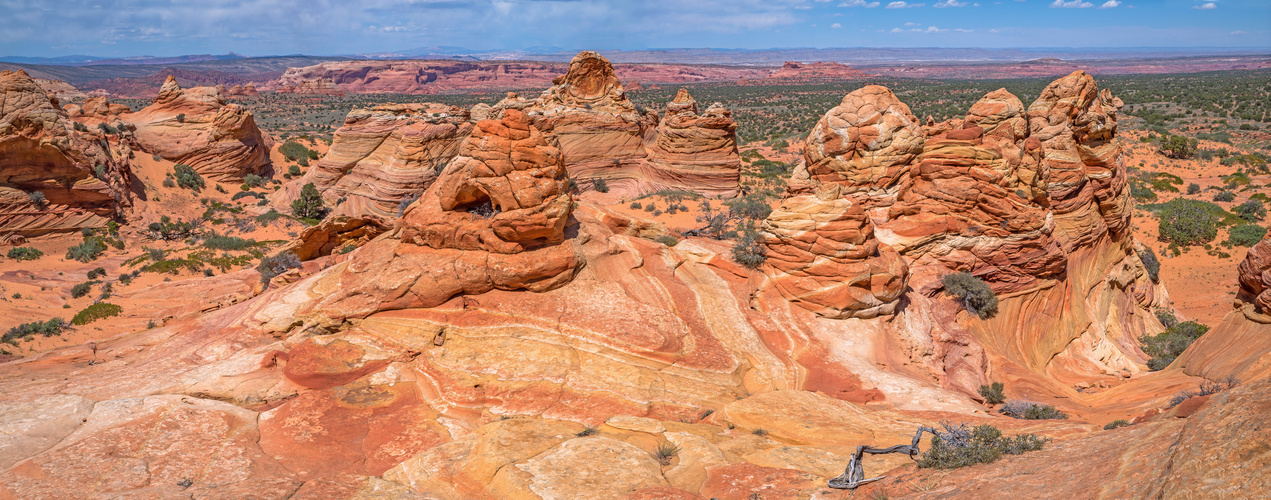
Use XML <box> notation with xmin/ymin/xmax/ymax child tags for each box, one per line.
<box><xmin>891</xmin><ymin>27</ymin><xmax>905</xmax><ymax>32</ymax></box>
<box><xmin>1098</xmin><ymin>0</ymin><xmax>1119</xmax><ymax>7</ymax></box>
<box><xmin>1193</xmin><ymin>2</ymin><xmax>1217</xmax><ymax>9</ymax></box>
<box><xmin>904</xmin><ymin>21</ymin><xmax>920</xmax><ymax>26</ymax></box>
<box><xmin>1231</xmin><ymin>30</ymin><xmax>1245</xmax><ymax>34</ymax></box>
<box><xmin>1050</xmin><ymin>0</ymin><xmax>1094</xmax><ymax>7</ymax></box>
<box><xmin>831</xmin><ymin>22</ymin><xmax>842</xmax><ymax>28</ymax></box>
<box><xmin>839</xmin><ymin>0</ymin><xmax>881</xmax><ymax>5</ymax></box>
<box><xmin>934</xmin><ymin>0</ymin><xmax>967</xmax><ymax>6</ymax></box>
<box><xmin>886</xmin><ymin>1</ymin><xmax>925</xmax><ymax>7</ymax></box>
<box><xmin>926</xmin><ymin>26</ymin><xmax>941</xmax><ymax>32</ymax></box>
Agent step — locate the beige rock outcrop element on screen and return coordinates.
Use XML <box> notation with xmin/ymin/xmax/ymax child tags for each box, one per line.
<box><xmin>125</xmin><ymin>75</ymin><xmax>272</xmax><ymax>180</ymax></box>
<box><xmin>645</xmin><ymin>88</ymin><xmax>742</xmax><ymax>197</ymax></box>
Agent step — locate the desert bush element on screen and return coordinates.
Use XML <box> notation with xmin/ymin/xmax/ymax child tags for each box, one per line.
<box><xmin>2</xmin><ymin>318</ymin><xmax>67</xmax><ymax>343</ymax></box>
<box><xmin>147</xmin><ymin>216</ymin><xmax>198</xmax><ymax>240</ymax></box>
<box><xmin>1234</xmin><ymin>199</ymin><xmax>1266</xmax><ymax>222</ymax></box>
<box><xmin>942</xmin><ymin>272</ymin><xmax>998</xmax><ymax>319</ymax></box>
<box><xmin>288</xmin><ymin>165</ymin><xmax>301</xmax><ymax>176</ymax></box>
<box><xmin>65</xmin><ymin>238</ymin><xmax>106</xmax><ymax>263</ymax></box>
<box><xmin>257</xmin><ymin>209</ymin><xmax>285</xmax><ymax>224</ymax></box>
<box><xmin>917</xmin><ymin>422</ymin><xmax>1047</xmax><ymax>470</ymax></box>
<box><xmin>592</xmin><ymin>177</ymin><xmax>610</xmax><ymax>193</ymax></box>
<box><xmin>1157</xmin><ymin>198</ymin><xmax>1220</xmax><ymax>245</ymax></box>
<box><xmin>86</xmin><ymin>267</ymin><xmax>106</xmax><ymax>279</ymax></box>
<box><xmin>724</xmin><ymin>194</ymin><xmax>774</xmax><ymax>221</ymax></box>
<box><xmin>231</xmin><ymin>191</ymin><xmax>263</xmax><ymax>201</ymax></box>
<box><xmin>290</xmin><ymin>183</ymin><xmax>326</xmax><ymax>220</ymax></box>
<box><xmin>1187</xmin><ymin>183</ymin><xmax>1201</xmax><ymax>195</ymax></box>
<box><xmin>202</xmin><ymin>233</ymin><xmax>257</xmax><ymax>251</ymax></box>
<box><xmin>1103</xmin><ymin>419</ymin><xmax>1130</xmax><ymax>430</ymax></box>
<box><xmin>1000</xmin><ymin>400</ymin><xmax>1069</xmax><ymax>420</ymax></box>
<box><xmin>1138</xmin><ymin>247</ymin><xmax>1161</xmax><ymax>282</ymax></box>
<box><xmin>1140</xmin><ymin>320</ymin><xmax>1208</xmax><ymax>370</ymax></box>
<box><xmin>397</xmin><ymin>193</ymin><xmax>421</xmax><ymax>217</ymax></box>
<box><xmin>7</xmin><ymin>247</ymin><xmax>43</xmax><ymax>261</ymax></box>
<box><xmin>630</xmin><ymin>202</ymin><xmax>642</xmax><ymax>210</ymax></box>
<box><xmin>162</xmin><ymin>178</ymin><xmax>176</xmax><ymax>188</ymax></box>
<box><xmin>279</xmin><ymin>141</ymin><xmax>313</xmax><ymax>162</ymax></box>
<box><xmin>730</xmin><ymin>225</ymin><xmax>766</xmax><ymax>269</ymax></box>
<box><xmin>1158</xmin><ymin>135</ymin><xmax>1198</xmax><ymax>159</ymax></box>
<box><xmin>978</xmin><ymin>382</ymin><xmax>1006</xmax><ymax>405</ymax></box>
<box><xmin>173</xmin><ymin>164</ymin><xmax>204</xmax><ymax>191</ymax></box>
<box><xmin>27</xmin><ymin>190</ymin><xmax>46</xmax><ymax>207</ymax></box>
<box><xmin>653</xmin><ymin>234</ymin><xmax>679</xmax><ymax>246</ymax></box>
<box><xmin>1226</xmin><ymin>224</ymin><xmax>1266</xmax><ymax>247</ymax></box>
<box><xmin>71</xmin><ymin>302</ymin><xmax>122</xmax><ymax>325</ymax></box>
<box><xmin>1213</xmin><ymin>190</ymin><xmax>1236</xmax><ymax>202</ymax></box>
<box><xmin>1155</xmin><ymin>308</ymin><xmax>1178</xmax><ymax>328</ymax></box>
<box><xmin>257</xmin><ymin>251</ymin><xmax>302</xmax><ymax>285</ymax></box>
<box><xmin>1129</xmin><ymin>181</ymin><xmax>1157</xmax><ymax>202</ymax></box>
<box><xmin>242</xmin><ymin>174</ymin><xmax>267</xmax><ymax>188</ymax></box>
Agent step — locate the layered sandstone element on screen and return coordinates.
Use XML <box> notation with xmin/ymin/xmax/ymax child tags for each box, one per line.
<box><xmin>125</xmin><ymin>75</ymin><xmax>272</xmax><ymax>180</ymax></box>
<box><xmin>0</xmin><ymin>70</ymin><xmax>131</xmax><ymax>235</ymax></box>
<box><xmin>275</xmin><ymin>103</ymin><xmax>473</xmax><ymax>219</ymax></box>
<box><xmin>279</xmin><ymin>77</ymin><xmax>344</xmax><ymax>96</ymax></box>
<box><xmin>645</xmin><ymin>89</ymin><xmax>742</xmax><ymax>197</ymax></box>
<box><xmin>228</xmin><ymin>83</ymin><xmax>259</xmax><ymax>96</ymax></box>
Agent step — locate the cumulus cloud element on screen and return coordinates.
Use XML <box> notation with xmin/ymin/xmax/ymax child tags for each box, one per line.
<box><xmin>1050</xmin><ymin>0</ymin><xmax>1094</xmax><ymax>7</ymax></box>
<box><xmin>1098</xmin><ymin>0</ymin><xmax>1119</xmax><ymax>7</ymax></box>
<box><xmin>934</xmin><ymin>0</ymin><xmax>967</xmax><ymax>6</ymax></box>
<box><xmin>831</xmin><ymin>22</ymin><xmax>842</xmax><ymax>28</ymax></box>
<box><xmin>839</xmin><ymin>0</ymin><xmax>881</xmax><ymax>6</ymax></box>
<box><xmin>886</xmin><ymin>1</ymin><xmax>925</xmax><ymax>7</ymax></box>
<box><xmin>1193</xmin><ymin>2</ymin><xmax>1217</xmax><ymax>9</ymax></box>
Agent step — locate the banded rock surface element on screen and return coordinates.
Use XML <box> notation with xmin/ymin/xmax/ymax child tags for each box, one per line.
<box><xmin>125</xmin><ymin>75</ymin><xmax>272</xmax><ymax>181</ymax></box>
<box><xmin>0</xmin><ymin>70</ymin><xmax>132</xmax><ymax>235</ymax></box>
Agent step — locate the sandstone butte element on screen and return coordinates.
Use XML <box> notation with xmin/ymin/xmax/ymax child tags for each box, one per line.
<box><xmin>125</xmin><ymin>75</ymin><xmax>273</xmax><ymax>181</ymax></box>
<box><xmin>275</xmin><ymin>52</ymin><xmax>743</xmax><ymax>219</ymax></box>
<box><xmin>1</xmin><ymin>68</ymin><xmax>1269</xmax><ymax>499</ymax></box>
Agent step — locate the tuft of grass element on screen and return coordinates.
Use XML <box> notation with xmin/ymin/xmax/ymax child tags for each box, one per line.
<box><xmin>653</xmin><ymin>442</ymin><xmax>680</xmax><ymax>466</ymax></box>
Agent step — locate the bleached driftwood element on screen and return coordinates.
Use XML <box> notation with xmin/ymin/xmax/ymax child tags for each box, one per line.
<box><xmin>828</xmin><ymin>426</ymin><xmax>937</xmax><ymax>489</ymax></box>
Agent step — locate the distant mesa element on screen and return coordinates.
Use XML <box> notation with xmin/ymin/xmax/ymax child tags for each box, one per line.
<box><xmin>769</xmin><ymin>61</ymin><xmax>867</xmax><ymax>80</ymax></box>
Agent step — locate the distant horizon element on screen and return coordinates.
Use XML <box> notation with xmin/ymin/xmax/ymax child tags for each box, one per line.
<box><xmin>3</xmin><ymin>45</ymin><xmax>1268</xmax><ymax>66</ymax></box>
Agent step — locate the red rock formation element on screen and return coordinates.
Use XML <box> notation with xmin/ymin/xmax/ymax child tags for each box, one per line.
<box><xmin>227</xmin><ymin>83</ymin><xmax>260</xmax><ymax>96</ymax></box>
<box><xmin>1237</xmin><ymin>236</ymin><xmax>1271</xmax><ymax>314</ymax></box>
<box><xmin>0</xmin><ymin>70</ymin><xmax>131</xmax><ymax>235</ymax></box>
<box><xmin>289</xmin><ymin>108</ymin><xmax>581</xmax><ymax>320</ymax></box>
<box><xmin>275</xmin><ymin>103</ymin><xmax>473</xmax><ymax>219</ymax></box>
<box><xmin>33</xmin><ymin>78</ymin><xmax>85</xmax><ymax>101</ymax></box>
<box><xmin>124</xmin><ymin>75</ymin><xmax>272</xmax><ymax>180</ymax></box>
<box><xmin>645</xmin><ymin>89</ymin><xmax>742</xmax><ymax>198</ymax></box>
<box><xmin>760</xmin><ymin>185</ymin><xmax>908</xmax><ymax>319</ymax></box>
<box><xmin>1027</xmin><ymin>70</ymin><xmax>1128</xmax><ymax>250</ymax></box>
<box><xmin>278</xmin><ymin>77</ymin><xmax>344</xmax><ymax>96</ymax></box>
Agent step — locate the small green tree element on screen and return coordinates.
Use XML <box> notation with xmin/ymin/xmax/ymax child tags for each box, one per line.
<box><xmin>1158</xmin><ymin>135</ymin><xmax>1198</xmax><ymax>159</ymax></box>
<box><xmin>1234</xmin><ymin>199</ymin><xmax>1266</xmax><ymax>222</ymax></box>
<box><xmin>1157</xmin><ymin>198</ymin><xmax>1219</xmax><ymax>245</ymax></box>
<box><xmin>290</xmin><ymin>183</ymin><xmax>326</xmax><ymax>220</ymax></box>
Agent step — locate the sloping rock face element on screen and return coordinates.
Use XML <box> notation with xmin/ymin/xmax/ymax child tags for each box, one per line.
<box><xmin>645</xmin><ymin>88</ymin><xmax>742</xmax><ymax>197</ymax></box>
<box><xmin>276</xmin><ymin>103</ymin><xmax>473</xmax><ymax>219</ymax></box>
<box><xmin>762</xmin><ymin>71</ymin><xmax>1165</xmax><ymax>394</ymax></box>
<box><xmin>1237</xmin><ymin>236</ymin><xmax>1271</xmax><ymax>314</ymax></box>
<box><xmin>0</xmin><ymin>70</ymin><xmax>132</xmax><ymax>235</ymax></box>
<box><xmin>125</xmin><ymin>75</ymin><xmax>272</xmax><ymax>180</ymax></box>
<box><xmin>1175</xmin><ymin>234</ymin><xmax>1271</xmax><ymax>383</ymax></box>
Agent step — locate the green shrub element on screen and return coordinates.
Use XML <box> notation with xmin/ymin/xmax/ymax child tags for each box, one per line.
<box><xmin>592</xmin><ymin>177</ymin><xmax>609</xmax><ymax>193</ymax></box>
<box><xmin>71</xmin><ymin>302</ymin><xmax>122</xmax><ymax>325</ymax></box>
<box><xmin>279</xmin><ymin>141</ymin><xmax>313</xmax><ymax>162</ymax></box>
<box><xmin>2</xmin><ymin>318</ymin><xmax>67</xmax><ymax>343</ymax></box>
<box><xmin>724</xmin><ymin>194</ymin><xmax>774</xmax><ymax>221</ymax></box>
<box><xmin>290</xmin><ymin>183</ymin><xmax>326</xmax><ymax>220</ymax></box>
<box><xmin>173</xmin><ymin>164</ymin><xmax>205</xmax><ymax>191</ymax></box>
<box><xmin>1187</xmin><ymin>183</ymin><xmax>1201</xmax><ymax>195</ymax></box>
<box><xmin>1138</xmin><ymin>247</ymin><xmax>1161</xmax><ymax>283</ymax></box>
<box><xmin>65</xmin><ymin>238</ymin><xmax>106</xmax><ymax>263</ymax></box>
<box><xmin>147</xmin><ymin>216</ymin><xmax>197</xmax><ymax>240</ymax></box>
<box><xmin>202</xmin><ymin>234</ymin><xmax>257</xmax><ymax>251</ymax></box>
<box><xmin>1226</xmin><ymin>224</ymin><xmax>1267</xmax><ymax>247</ymax></box>
<box><xmin>1000</xmin><ymin>400</ymin><xmax>1069</xmax><ymax>420</ymax></box>
<box><xmin>7</xmin><ymin>247</ymin><xmax>43</xmax><ymax>261</ymax></box>
<box><xmin>1129</xmin><ymin>181</ymin><xmax>1157</xmax><ymax>202</ymax></box>
<box><xmin>1213</xmin><ymin>191</ymin><xmax>1236</xmax><ymax>202</ymax></box>
<box><xmin>1140</xmin><ymin>320</ymin><xmax>1208</xmax><ymax>370</ymax></box>
<box><xmin>730</xmin><ymin>225</ymin><xmax>766</xmax><ymax>269</ymax></box>
<box><xmin>917</xmin><ymin>422</ymin><xmax>1047</xmax><ymax>470</ymax></box>
<box><xmin>942</xmin><ymin>272</ymin><xmax>998</xmax><ymax>319</ymax></box>
<box><xmin>1234</xmin><ymin>199</ymin><xmax>1266</xmax><ymax>222</ymax></box>
<box><xmin>978</xmin><ymin>382</ymin><xmax>1005</xmax><ymax>405</ymax></box>
<box><xmin>1157</xmin><ymin>198</ymin><xmax>1220</xmax><ymax>245</ymax></box>
<box><xmin>1158</xmin><ymin>135</ymin><xmax>1197</xmax><ymax>159</ymax></box>
<box><xmin>257</xmin><ymin>209</ymin><xmax>285</xmax><ymax>223</ymax></box>
<box><xmin>1103</xmin><ymin>419</ymin><xmax>1130</xmax><ymax>430</ymax></box>
<box><xmin>1155</xmin><ymin>308</ymin><xmax>1178</xmax><ymax>328</ymax></box>
<box><xmin>242</xmin><ymin>174</ymin><xmax>266</xmax><ymax>188</ymax></box>
<box><xmin>288</xmin><ymin>165</ymin><xmax>301</xmax><ymax>176</ymax></box>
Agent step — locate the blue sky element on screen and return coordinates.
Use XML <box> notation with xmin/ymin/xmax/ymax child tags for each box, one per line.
<box><xmin>1</xmin><ymin>0</ymin><xmax>1267</xmax><ymax>57</ymax></box>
